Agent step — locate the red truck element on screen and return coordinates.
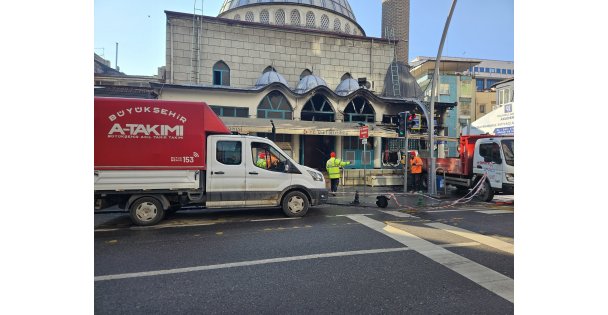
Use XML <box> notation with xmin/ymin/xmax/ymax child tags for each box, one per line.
<box><xmin>422</xmin><ymin>135</ymin><xmax>514</xmax><ymax>201</ymax></box>
<box><xmin>94</xmin><ymin>97</ymin><xmax>328</xmax><ymax>226</ymax></box>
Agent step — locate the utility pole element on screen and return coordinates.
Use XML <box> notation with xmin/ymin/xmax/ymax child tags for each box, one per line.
<box><xmin>428</xmin><ymin>0</ymin><xmax>457</xmax><ymax>195</ymax></box>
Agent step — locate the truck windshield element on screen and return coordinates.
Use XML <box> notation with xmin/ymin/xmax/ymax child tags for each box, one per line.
<box><xmin>501</xmin><ymin>139</ymin><xmax>514</xmax><ymax>166</ymax></box>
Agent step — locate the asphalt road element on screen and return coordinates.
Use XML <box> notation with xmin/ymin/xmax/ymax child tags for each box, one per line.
<box><xmin>94</xmin><ymin>198</ymin><xmax>514</xmax><ymax>314</ymax></box>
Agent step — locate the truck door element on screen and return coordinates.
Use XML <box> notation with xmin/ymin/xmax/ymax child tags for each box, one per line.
<box><xmin>474</xmin><ymin>140</ymin><xmax>504</xmax><ymax>189</ymax></box>
<box><xmin>206</xmin><ymin>137</ymin><xmax>246</xmax><ymax>208</ymax></box>
<box><xmin>246</xmin><ymin>140</ymin><xmax>293</xmax><ymax>207</ymax></box>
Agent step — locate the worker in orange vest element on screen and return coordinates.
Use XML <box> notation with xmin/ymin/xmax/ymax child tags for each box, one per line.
<box><xmin>409</xmin><ymin>151</ymin><xmax>423</xmax><ymax>192</ymax></box>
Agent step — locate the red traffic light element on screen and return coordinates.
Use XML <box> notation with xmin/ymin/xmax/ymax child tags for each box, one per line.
<box><xmin>407</xmin><ymin>113</ymin><xmax>416</xmax><ymax>121</ymax></box>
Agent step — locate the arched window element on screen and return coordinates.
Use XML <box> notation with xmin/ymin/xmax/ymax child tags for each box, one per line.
<box><xmin>260</xmin><ymin>10</ymin><xmax>269</xmax><ymax>24</ymax></box>
<box><xmin>258</xmin><ymin>91</ymin><xmax>293</xmax><ymax>120</ymax></box>
<box><xmin>320</xmin><ymin>15</ymin><xmax>329</xmax><ymax>30</ymax></box>
<box><xmin>301</xmin><ymin>95</ymin><xmax>335</xmax><ymax>122</ymax></box>
<box><xmin>344</xmin><ymin>97</ymin><xmax>375</xmax><ymax>123</ymax></box>
<box><xmin>300</xmin><ymin>69</ymin><xmax>312</xmax><ymax>80</ymax></box>
<box><xmin>333</xmin><ymin>18</ymin><xmax>341</xmax><ymax>32</ymax></box>
<box><xmin>213</xmin><ymin>61</ymin><xmax>230</xmax><ymax>86</ymax></box>
<box><xmin>234</xmin><ymin>14</ymin><xmax>241</xmax><ymax>21</ymax></box>
<box><xmin>275</xmin><ymin>9</ymin><xmax>285</xmax><ymax>25</ymax></box>
<box><xmin>341</xmin><ymin>73</ymin><xmax>352</xmax><ymax>81</ymax></box>
<box><xmin>306</xmin><ymin>11</ymin><xmax>315</xmax><ymax>28</ymax></box>
<box><xmin>344</xmin><ymin>23</ymin><xmax>351</xmax><ymax>34</ymax></box>
<box><xmin>290</xmin><ymin>10</ymin><xmax>301</xmax><ymax>26</ymax></box>
<box><xmin>245</xmin><ymin>11</ymin><xmax>254</xmax><ymax>22</ymax></box>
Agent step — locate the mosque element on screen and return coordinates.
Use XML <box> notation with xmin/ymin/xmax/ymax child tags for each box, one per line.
<box><xmin>149</xmin><ymin>0</ymin><xmax>453</xmax><ymax>174</ymax></box>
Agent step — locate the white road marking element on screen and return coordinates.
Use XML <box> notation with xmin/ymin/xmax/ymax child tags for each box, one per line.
<box><xmin>250</xmin><ymin>217</ymin><xmax>302</xmax><ymax>222</ymax></box>
<box><xmin>425</xmin><ymin>208</ymin><xmax>491</xmax><ymax>213</ymax></box>
<box><xmin>95</xmin><ymin>247</ymin><xmax>410</xmax><ymax>282</ymax></box>
<box><xmin>346</xmin><ymin>214</ymin><xmax>514</xmax><ymax>303</ymax></box>
<box><xmin>425</xmin><ymin>222</ymin><xmax>514</xmax><ymax>254</ymax></box>
<box><xmin>475</xmin><ymin>210</ymin><xmax>513</xmax><ymax>214</ymax></box>
<box><xmin>442</xmin><ymin>242</ymin><xmax>481</xmax><ymax>248</ymax></box>
<box><xmin>379</xmin><ymin>210</ymin><xmax>419</xmax><ymax>218</ymax></box>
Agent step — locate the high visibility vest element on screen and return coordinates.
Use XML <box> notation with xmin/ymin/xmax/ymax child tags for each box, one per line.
<box><xmin>410</xmin><ymin>156</ymin><xmax>423</xmax><ymax>174</ymax></box>
<box><xmin>326</xmin><ymin>157</ymin><xmax>350</xmax><ymax>179</ymax></box>
<box><xmin>256</xmin><ymin>158</ymin><xmax>267</xmax><ymax>169</ymax></box>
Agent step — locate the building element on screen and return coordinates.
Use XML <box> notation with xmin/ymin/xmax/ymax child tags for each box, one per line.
<box><xmin>94</xmin><ymin>53</ymin><xmax>161</xmax><ymax>99</ymax></box>
<box><xmin>151</xmin><ymin>0</ymin><xmax>444</xmax><ymax>174</ymax></box>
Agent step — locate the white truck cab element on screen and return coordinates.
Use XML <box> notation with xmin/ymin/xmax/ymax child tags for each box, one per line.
<box><xmin>472</xmin><ymin>137</ymin><xmax>514</xmax><ymax>200</ymax></box>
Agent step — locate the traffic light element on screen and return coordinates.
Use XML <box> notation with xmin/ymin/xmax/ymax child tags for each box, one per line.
<box><xmin>397</xmin><ymin>111</ymin><xmax>407</xmax><ymax>137</ymax></box>
<box><xmin>406</xmin><ymin>112</ymin><xmax>417</xmax><ymax>130</ymax></box>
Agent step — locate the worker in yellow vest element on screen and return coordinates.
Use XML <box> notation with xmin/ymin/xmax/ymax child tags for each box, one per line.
<box><xmin>326</xmin><ymin>151</ymin><xmax>351</xmax><ymax>196</ymax></box>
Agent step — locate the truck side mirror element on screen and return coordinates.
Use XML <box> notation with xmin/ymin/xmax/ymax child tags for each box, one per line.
<box><xmin>284</xmin><ymin>163</ymin><xmax>290</xmax><ymax>172</ymax></box>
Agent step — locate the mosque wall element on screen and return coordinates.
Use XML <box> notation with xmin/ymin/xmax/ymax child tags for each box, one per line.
<box><xmin>166</xmin><ymin>13</ymin><xmax>394</xmax><ymax>94</ymax></box>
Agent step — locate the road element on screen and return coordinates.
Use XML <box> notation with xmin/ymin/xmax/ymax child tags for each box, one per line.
<box><xmin>94</xmin><ymin>196</ymin><xmax>514</xmax><ymax>314</ymax></box>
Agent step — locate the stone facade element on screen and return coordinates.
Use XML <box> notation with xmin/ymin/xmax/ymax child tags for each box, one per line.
<box><xmin>165</xmin><ymin>12</ymin><xmax>394</xmax><ymax>94</ymax></box>
<box><xmin>381</xmin><ymin>0</ymin><xmax>409</xmax><ymax>63</ymax></box>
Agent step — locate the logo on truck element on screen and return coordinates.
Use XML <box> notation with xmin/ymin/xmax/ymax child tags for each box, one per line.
<box><xmin>106</xmin><ymin>106</ymin><xmax>188</xmax><ymax>139</ymax></box>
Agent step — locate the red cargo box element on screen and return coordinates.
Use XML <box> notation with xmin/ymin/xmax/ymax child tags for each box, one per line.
<box><xmin>94</xmin><ymin>97</ymin><xmax>230</xmax><ymax>170</ymax></box>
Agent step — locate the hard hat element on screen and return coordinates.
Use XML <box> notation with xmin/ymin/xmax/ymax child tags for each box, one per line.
<box><xmin>330</xmin><ymin>152</ymin><xmax>336</xmax><ymax>158</ymax></box>
<box><xmin>259</xmin><ymin>152</ymin><xmax>266</xmax><ymax>158</ymax></box>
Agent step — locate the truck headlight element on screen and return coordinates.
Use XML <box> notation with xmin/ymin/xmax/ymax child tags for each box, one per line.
<box><xmin>307</xmin><ymin>170</ymin><xmax>324</xmax><ymax>182</ymax></box>
<box><xmin>505</xmin><ymin>173</ymin><xmax>514</xmax><ymax>182</ymax></box>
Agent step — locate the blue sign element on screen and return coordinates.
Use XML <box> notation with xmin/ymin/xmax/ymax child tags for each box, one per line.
<box><xmin>493</xmin><ymin>126</ymin><xmax>514</xmax><ymax>135</ymax></box>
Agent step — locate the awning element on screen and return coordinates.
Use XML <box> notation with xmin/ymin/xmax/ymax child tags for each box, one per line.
<box><xmin>220</xmin><ymin>117</ymin><xmax>402</xmax><ymax>138</ymax></box>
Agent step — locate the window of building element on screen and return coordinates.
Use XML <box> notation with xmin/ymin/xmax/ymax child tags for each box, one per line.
<box><xmin>479</xmin><ymin>67</ymin><xmax>484</xmax><ymax>73</ymax></box>
<box><xmin>300</xmin><ymin>69</ymin><xmax>312</xmax><ymax>80</ymax></box>
<box><xmin>461</xmin><ymin>79</ymin><xmax>472</xmax><ymax>97</ymax></box>
<box><xmin>213</xmin><ymin>61</ymin><xmax>230</xmax><ymax>86</ymax></box>
<box><xmin>485</xmin><ymin>67</ymin><xmax>491</xmax><ymax>72</ymax></box>
<box><xmin>486</xmin><ymin>79</ymin><xmax>500</xmax><ymax>89</ymax></box>
<box><xmin>489</xmin><ymin>68</ymin><xmax>495</xmax><ymax>73</ymax></box>
<box><xmin>258</xmin><ymin>91</ymin><xmax>293</xmax><ymax>120</ymax></box>
<box><xmin>474</xmin><ymin>67</ymin><xmax>479</xmax><ymax>73</ymax></box>
<box><xmin>306</xmin><ymin>11</ymin><xmax>315</xmax><ymax>28</ymax></box>
<box><xmin>260</xmin><ymin>10</ymin><xmax>269</xmax><ymax>24</ymax></box>
<box><xmin>344</xmin><ymin>23</ymin><xmax>350</xmax><ymax>34</ymax></box>
<box><xmin>290</xmin><ymin>10</ymin><xmax>301</xmax><ymax>26</ymax></box>
<box><xmin>210</xmin><ymin>105</ymin><xmax>248</xmax><ymax>118</ymax></box>
<box><xmin>320</xmin><ymin>14</ymin><xmax>329</xmax><ymax>30</ymax></box>
<box><xmin>301</xmin><ymin>94</ymin><xmax>335</xmax><ymax>122</ymax></box>
<box><xmin>496</xmin><ymin>68</ymin><xmax>500</xmax><ymax>73</ymax></box>
<box><xmin>476</xmin><ymin>79</ymin><xmax>484</xmax><ymax>91</ymax></box>
<box><xmin>439</xmin><ymin>83</ymin><xmax>450</xmax><ymax>95</ymax></box>
<box><xmin>344</xmin><ymin>97</ymin><xmax>375</xmax><ymax>123</ymax></box>
<box><xmin>480</xmin><ymin>104</ymin><xmax>486</xmax><ymax>113</ymax></box>
<box><xmin>234</xmin><ymin>14</ymin><xmax>241</xmax><ymax>21</ymax></box>
<box><xmin>216</xmin><ymin>141</ymin><xmax>242</xmax><ymax>165</ymax></box>
<box><xmin>245</xmin><ymin>11</ymin><xmax>254</xmax><ymax>22</ymax></box>
<box><xmin>275</xmin><ymin>9</ymin><xmax>285</xmax><ymax>25</ymax></box>
<box><xmin>501</xmin><ymin>69</ymin><xmax>506</xmax><ymax>74</ymax></box>
<box><xmin>333</xmin><ymin>18</ymin><xmax>341</xmax><ymax>32</ymax></box>
<box><xmin>507</xmin><ymin>69</ymin><xmax>512</xmax><ymax>75</ymax></box>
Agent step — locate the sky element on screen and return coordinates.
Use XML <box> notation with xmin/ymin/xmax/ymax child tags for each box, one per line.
<box><xmin>94</xmin><ymin>0</ymin><xmax>513</xmax><ymax>76</ymax></box>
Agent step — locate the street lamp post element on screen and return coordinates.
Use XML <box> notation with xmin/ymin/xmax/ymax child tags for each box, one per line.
<box><xmin>428</xmin><ymin>0</ymin><xmax>458</xmax><ymax>196</ymax></box>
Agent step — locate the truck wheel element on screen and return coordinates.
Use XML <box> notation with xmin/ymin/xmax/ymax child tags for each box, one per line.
<box><xmin>475</xmin><ymin>180</ymin><xmax>495</xmax><ymax>202</ymax></box>
<box><xmin>282</xmin><ymin>191</ymin><xmax>309</xmax><ymax>217</ymax></box>
<box><xmin>129</xmin><ymin>197</ymin><xmax>165</xmax><ymax>226</ymax></box>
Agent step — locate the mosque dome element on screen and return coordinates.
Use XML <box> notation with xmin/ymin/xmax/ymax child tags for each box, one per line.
<box><xmin>295</xmin><ymin>74</ymin><xmax>327</xmax><ymax>93</ymax></box>
<box><xmin>335</xmin><ymin>78</ymin><xmax>360</xmax><ymax>96</ymax></box>
<box><xmin>255</xmin><ymin>69</ymin><xmax>289</xmax><ymax>87</ymax></box>
<box><xmin>218</xmin><ymin>0</ymin><xmax>364</xmax><ymax>36</ymax></box>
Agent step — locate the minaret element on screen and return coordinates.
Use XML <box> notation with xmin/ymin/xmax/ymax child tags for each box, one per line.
<box><xmin>381</xmin><ymin>0</ymin><xmax>410</xmax><ymax>63</ymax></box>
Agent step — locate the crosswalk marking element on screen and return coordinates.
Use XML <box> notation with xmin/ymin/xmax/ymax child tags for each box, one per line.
<box><xmin>425</xmin><ymin>222</ymin><xmax>514</xmax><ymax>254</ymax></box>
<box><xmin>475</xmin><ymin>210</ymin><xmax>513</xmax><ymax>214</ymax></box>
<box><xmin>346</xmin><ymin>214</ymin><xmax>514</xmax><ymax>303</ymax></box>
